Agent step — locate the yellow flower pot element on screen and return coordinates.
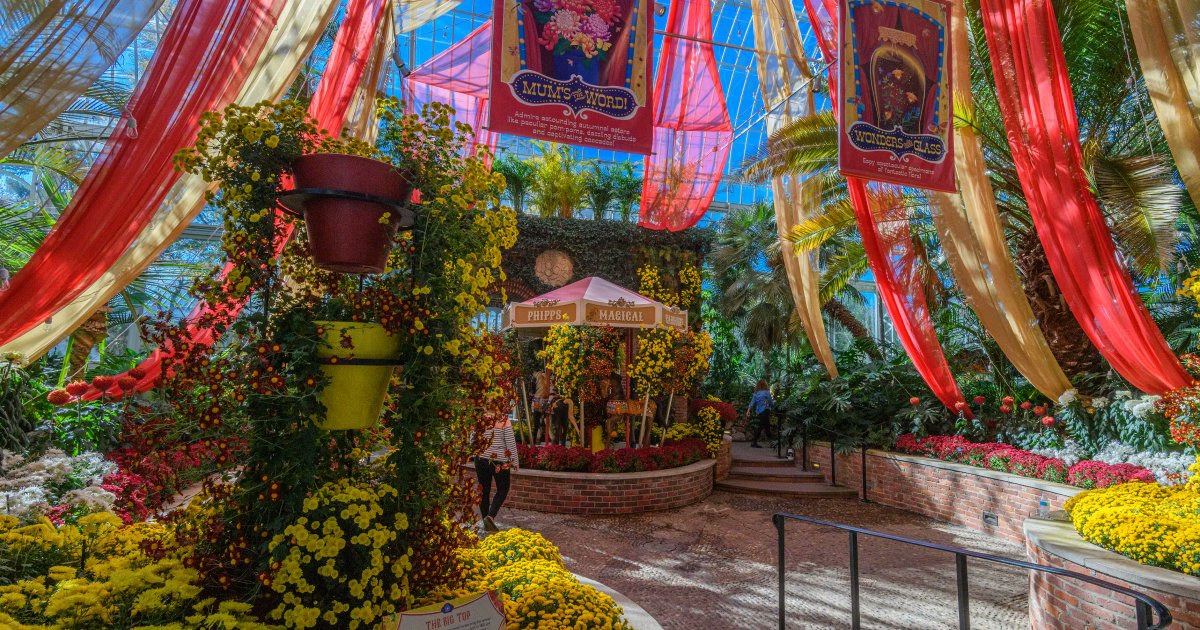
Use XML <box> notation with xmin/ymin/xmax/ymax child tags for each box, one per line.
<box><xmin>314</xmin><ymin>321</ymin><xmax>401</xmax><ymax>430</ymax></box>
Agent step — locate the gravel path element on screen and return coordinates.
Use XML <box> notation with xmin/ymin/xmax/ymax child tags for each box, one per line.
<box><xmin>500</xmin><ymin>491</ymin><xmax>1030</xmax><ymax>629</ymax></box>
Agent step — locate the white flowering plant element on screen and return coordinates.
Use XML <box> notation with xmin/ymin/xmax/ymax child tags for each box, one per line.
<box><xmin>0</xmin><ymin>449</ymin><xmax>117</xmax><ymax>520</ymax></box>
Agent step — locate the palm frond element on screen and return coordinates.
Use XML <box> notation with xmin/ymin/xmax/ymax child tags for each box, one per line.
<box><xmin>819</xmin><ymin>242</ymin><xmax>869</xmax><ymax>305</ymax></box>
<box><xmin>788</xmin><ymin>200</ymin><xmax>855</xmax><ymax>253</ymax></box>
<box><xmin>740</xmin><ymin>111</ymin><xmax>838</xmax><ymax>182</ymax></box>
<box><xmin>1092</xmin><ymin>152</ymin><xmax>1182</xmax><ymax>275</ymax></box>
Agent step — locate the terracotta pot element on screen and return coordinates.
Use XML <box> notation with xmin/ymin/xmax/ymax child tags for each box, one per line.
<box><xmin>290</xmin><ymin>153</ymin><xmax>411</xmax><ymax>274</ymax></box>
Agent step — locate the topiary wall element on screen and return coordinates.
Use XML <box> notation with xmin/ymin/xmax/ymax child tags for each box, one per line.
<box><xmin>500</xmin><ymin>215</ymin><xmax>712</xmax><ymax>301</ymax></box>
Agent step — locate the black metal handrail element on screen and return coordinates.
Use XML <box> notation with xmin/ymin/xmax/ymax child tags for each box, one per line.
<box><xmin>772</xmin><ymin>513</ymin><xmax>1172</xmax><ymax>630</ymax></box>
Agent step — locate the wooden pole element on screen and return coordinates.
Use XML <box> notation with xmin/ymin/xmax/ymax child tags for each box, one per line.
<box><xmin>637</xmin><ymin>391</ymin><xmax>652</xmax><ymax>447</ymax></box>
<box><xmin>519</xmin><ymin>379</ymin><xmax>534</xmax><ymax>445</ymax></box>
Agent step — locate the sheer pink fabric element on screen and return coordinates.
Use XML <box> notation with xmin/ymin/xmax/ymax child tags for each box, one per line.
<box><xmin>804</xmin><ymin>0</ymin><xmax>968</xmax><ymax>413</ymax></box>
<box><xmin>0</xmin><ymin>0</ymin><xmax>285</xmax><ymax>347</ymax></box>
<box><xmin>979</xmin><ymin>0</ymin><xmax>1189</xmax><ymax>394</ymax></box>
<box><xmin>405</xmin><ymin>21</ymin><xmax>498</xmax><ymax>160</ymax></box>
<box><xmin>86</xmin><ymin>0</ymin><xmax>391</xmax><ymax>398</ymax></box>
<box><xmin>638</xmin><ymin>0</ymin><xmax>732</xmax><ymax>232</ymax></box>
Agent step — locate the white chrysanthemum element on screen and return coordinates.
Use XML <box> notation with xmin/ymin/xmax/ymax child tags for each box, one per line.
<box><xmin>1090</xmin><ymin>396</ymin><xmax>1108</xmax><ymax>409</ymax></box>
<box><xmin>1057</xmin><ymin>389</ymin><xmax>1078</xmax><ymax>406</ymax></box>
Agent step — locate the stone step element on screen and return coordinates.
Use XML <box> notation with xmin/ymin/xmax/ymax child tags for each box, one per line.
<box><xmin>727</xmin><ymin>466</ymin><xmax>825</xmax><ymax>483</ymax></box>
<box><xmin>714</xmin><ymin>478</ymin><xmax>860</xmax><ymax>498</ymax></box>
<box><xmin>730</xmin><ymin>457</ymin><xmax>795</xmax><ymax>469</ymax></box>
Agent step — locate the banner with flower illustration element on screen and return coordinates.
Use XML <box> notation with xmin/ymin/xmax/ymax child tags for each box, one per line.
<box><xmin>837</xmin><ymin>0</ymin><xmax>955</xmax><ymax>192</ymax></box>
<box><xmin>488</xmin><ymin>0</ymin><xmax>654</xmax><ymax>153</ymax></box>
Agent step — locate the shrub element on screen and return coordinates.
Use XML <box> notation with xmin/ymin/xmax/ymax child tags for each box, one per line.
<box><xmin>689</xmin><ymin>398</ymin><xmax>737</xmax><ymax>425</ymax></box>
<box><xmin>1067</xmin><ymin>460</ymin><xmax>1156</xmax><ymax>489</ymax></box>
<box><xmin>894</xmin><ymin>434</ymin><xmax>1157</xmax><ymax>490</ymax></box>
<box><xmin>1065</xmin><ymin>481</ymin><xmax>1200</xmax><ymax>576</ymax></box>
<box><xmin>516</xmin><ymin>440</ymin><xmax>706</xmax><ymax>474</ymax></box>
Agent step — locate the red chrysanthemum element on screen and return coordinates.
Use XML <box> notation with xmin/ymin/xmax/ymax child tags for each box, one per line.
<box><xmin>47</xmin><ymin>389</ymin><xmax>72</xmax><ymax>405</ymax></box>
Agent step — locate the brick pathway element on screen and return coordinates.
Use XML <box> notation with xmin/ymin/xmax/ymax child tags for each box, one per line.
<box><xmin>500</xmin><ymin>491</ymin><xmax>1029</xmax><ymax>629</ymax></box>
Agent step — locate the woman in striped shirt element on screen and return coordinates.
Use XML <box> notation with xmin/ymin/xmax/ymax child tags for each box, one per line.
<box><xmin>476</xmin><ymin>414</ymin><xmax>520</xmax><ymax>532</ymax></box>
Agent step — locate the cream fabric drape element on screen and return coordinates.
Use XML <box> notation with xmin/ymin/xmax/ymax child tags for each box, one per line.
<box><xmin>927</xmin><ymin>1</ymin><xmax>1072</xmax><ymax>398</ymax></box>
<box><xmin>0</xmin><ymin>0</ymin><xmax>341</xmax><ymax>362</ymax></box>
<box><xmin>1127</xmin><ymin>0</ymin><xmax>1200</xmax><ymax>208</ymax></box>
<box><xmin>394</xmin><ymin>0</ymin><xmax>461</xmax><ymax>32</ymax></box>
<box><xmin>750</xmin><ymin>0</ymin><xmax>838</xmax><ymax>377</ymax></box>
<box><xmin>0</xmin><ymin>0</ymin><xmax>164</xmax><ymax>157</ymax></box>
<box><xmin>342</xmin><ymin>5</ymin><xmax>395</xmax><ymax>143</ymax></box>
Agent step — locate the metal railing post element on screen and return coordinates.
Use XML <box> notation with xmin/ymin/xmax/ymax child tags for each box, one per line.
<box><xmin>1137</xmin><ymin>601</ymin><xmax>1152</xmax><ymax>630</ymax></box>
<box><xmin>849</xmin><ymin>531</ymin><xmax>861</xmax><ymax>629</ymax></box>
<box><xmin>774</xmin><ymin>514</ymin><xmax>786</xmax><ymax>630</ymax></box>
<box><xmin>955</xmin><ymin>553</ymin><xmax>970</xmax><ymax>629</ymax></box>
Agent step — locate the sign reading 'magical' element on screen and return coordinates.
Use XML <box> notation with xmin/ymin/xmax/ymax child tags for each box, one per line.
<box><xmin>488</xmin><ymin>0</ymin><xmax>655</xmax><ymax>153</ymax></box>
<box><xmin>837</xmin><ymin>0</ymin><xmax>955</xmax><ymax>192</ymax></box>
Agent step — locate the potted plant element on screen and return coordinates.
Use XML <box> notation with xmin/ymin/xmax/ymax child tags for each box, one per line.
<box><xmin>282</xmin><ymin>153</ymin><xmax>414</xmax><ymax>274</ymax></box>
<box><xmin>313</xmin><ymin>320</ymin><xmax>402</xmax><ymax>430</ymax></box>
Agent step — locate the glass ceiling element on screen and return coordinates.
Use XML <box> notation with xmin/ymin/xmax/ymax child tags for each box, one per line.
<box><xmin>389</xmin><ymin>0</ymin><xmax>826</xmax><ymax>227</ymax></box>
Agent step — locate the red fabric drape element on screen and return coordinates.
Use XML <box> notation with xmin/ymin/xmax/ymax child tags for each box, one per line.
<box><xmin>405</xmin><ymin>21</ymin><xmax>497</xmax><ymax>161</ymax></box>
<box><xmin>638</xmin><ymin>0</ymin><xmax>732</xmax><ymax>232</ymax></box>
<box><xmin>86</xmin><ymin>0</ymin><xmax>390</xmax><ymax>399</ymax></box>
<box><xmin>979</xmin><ymin>0</ymin><xmax>1189</xmax><ymax>394</ymax></box>
<box><xmin>804</xmin><ymin>0</ymin><xmax>968</xmax><ymax>412</ymax></box>
<box><xmin>0</xmin><ymin>0</ymin><xmax>284</xmax><ymax>348</ymax></box>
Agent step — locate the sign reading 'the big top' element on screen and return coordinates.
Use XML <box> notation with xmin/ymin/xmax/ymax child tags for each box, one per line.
<box><xmin>837</xmin><ymin>0</ymin><xmax>955</xmax><ymax>192</ymax></box>
<box><xmin>488</xmin><ymin>0</ymin><xmax>655</xmax><ymax>154</ymax></box>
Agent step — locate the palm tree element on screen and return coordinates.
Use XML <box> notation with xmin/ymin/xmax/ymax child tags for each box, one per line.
<box><xmin>610</xmin><ymin>163</ymin><xmax>642</xmax><ymax>222</ymax></box>
<box><xmin>709</xmin><ymin>202</ymin><xmax>878</xmax><ymax>356</ymax></box>
<box><xmin>584</xmin><ymin>164</ymin><xmax>618</xmax><ymax>219</ymax></box>
<box><xmin>743</xmin><ymin>0</ymin><xmax>1186</xmax><ymax>379</ymax></box>
<box><xmin>527</xmin><ymin>141</ymin><xmax>591</xmax><ymax>218</ymax></box>
<box><xmin>493</xmin><ymin>153</ymin><xmax>535</xmax><ymax>214</ymax></box>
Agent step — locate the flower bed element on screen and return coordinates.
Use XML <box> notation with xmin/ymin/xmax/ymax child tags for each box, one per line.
<box><xmin>517</xmin><ymin>438</ymin><xmax>707</xmax><ymax>473</ymax></box>
<box><xmin>428</xmin><ymin>529</ymin><xmax>632</xmax><ymax>629</ymax></box>
<box><xmin>1065</xmin><ymin>481</ymin><xmax>1200</xmax><ymax>576</ymax></box>
<box><xmin>895</xmin><ymin>434</ymin><xmax>1155</xmax><ymax>489</ymax></box>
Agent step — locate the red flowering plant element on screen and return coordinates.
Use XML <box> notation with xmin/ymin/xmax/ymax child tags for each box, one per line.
<box><xmin>516</xmin><ymin>439</ymin><xmax>706</xmax><ymax>473</ymax></box>
<box><xmin>689</xmin><ymin>397</ymin><xmax>737</xmax><ymax>425</ymax></box>
<box><xmin>895</xmin><ymin>434</ymin><xmax>1153</xmax><ymax>489</ymax></box>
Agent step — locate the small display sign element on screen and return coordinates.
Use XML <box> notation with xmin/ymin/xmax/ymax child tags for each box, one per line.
<box><xmin>391</xmin><ymin>591</ymin><xmax>506</xmax><ymax>630</ymax></box>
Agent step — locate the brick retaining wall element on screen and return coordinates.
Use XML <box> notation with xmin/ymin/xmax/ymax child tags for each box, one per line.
<box><xmin>803</xmin><ymin>441</ymin><xmax>1079</xmax><ymax>545</ymax></box>
<box><xmin>465</xmin><ymin>459</ymin><xmax>714</xmax><ymax>515</ymax></box>
<box><xmin>1025</xmin><ymin>519</ymin><xmax>1200</xmax><ymax>629</ymax></box>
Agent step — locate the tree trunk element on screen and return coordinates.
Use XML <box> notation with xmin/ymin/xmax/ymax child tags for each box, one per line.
<box><xmin>822</xmin><ymin>298</ymin><xmax>882</xmax><ymax>358</ymax></box>
<box><xmin>1014</xmin><ymin>232</ymin><xmax>1104</xmax><ymax>379</ymax></box>
<box><xmin>68</xmin><ymin>310</ymin><xmax>109</xmax><ymax>380</ymax></box>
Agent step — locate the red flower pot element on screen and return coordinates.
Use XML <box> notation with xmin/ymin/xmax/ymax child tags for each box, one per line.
<box><xmin>288</xmin><ymin>153</ymin><xmax>412</xmax><ymax>274</ymax></box>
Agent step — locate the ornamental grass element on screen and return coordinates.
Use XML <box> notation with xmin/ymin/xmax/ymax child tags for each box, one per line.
<box><xmin>1065</xmin><ymin>478</ymin><xmax>1200</xmax><ymax>576</ymax></box>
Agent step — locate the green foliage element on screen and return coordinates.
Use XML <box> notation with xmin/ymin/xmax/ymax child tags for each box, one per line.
<box><xmin>528</xmin><ymin>142</ymin><xmax>592</xmax><ymax>218</ymax></box>
<box><xmin>501</xmin><ymin>214</ymin><xmax>710</xmax><ymax>297</ymax></box>
<box><xmin>0</xmin><ymin>359</ymin><xmax>47</xmax><ymax>452</ymax></box>
<box><xmin>494</xmin><ymin>153</ymin><xmax>535</xmax><ymax>214</ymax></box>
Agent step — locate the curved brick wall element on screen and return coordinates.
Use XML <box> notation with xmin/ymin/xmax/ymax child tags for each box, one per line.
<box><xmin>466</xmin><ymin>459</ymin><xmax>714</xmax><ymax>515</ymax></box>
<box><xmin>1025</xmin><ymin>519</ymin><xmax>1200</xmax><ymax>629</ymax></box>
<box><xmin>804</xmin><ymin>441</ymin><xmax>1079</xmax><ymax>544</ymax></box>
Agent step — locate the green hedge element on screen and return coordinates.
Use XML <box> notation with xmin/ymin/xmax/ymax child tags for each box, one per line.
<box><xmin>501</xmin><ymin>215</ymin><xmax>712</xmax><ymax>299</ymax></box>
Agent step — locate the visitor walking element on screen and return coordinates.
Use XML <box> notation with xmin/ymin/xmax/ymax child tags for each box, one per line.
<box><xmin>476</xmin><ymin>413</ymin><xmax>520</xmax><ymax>532</ymax></box>
<box><xmin>747</xmin><ymin>379</ymin><xmax>774</xmax><ymax>448</ymax></box>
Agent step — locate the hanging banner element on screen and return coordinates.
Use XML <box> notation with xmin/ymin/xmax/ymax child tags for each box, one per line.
<box><xmin>488</xmin><ymin>0</ymin><xmax>654</xmax><ymax>153</ymax></box>
<box><xmin>837</xmin><ymin>0</ymin><xmax>955</xmax><ymax>192</ymax></box>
